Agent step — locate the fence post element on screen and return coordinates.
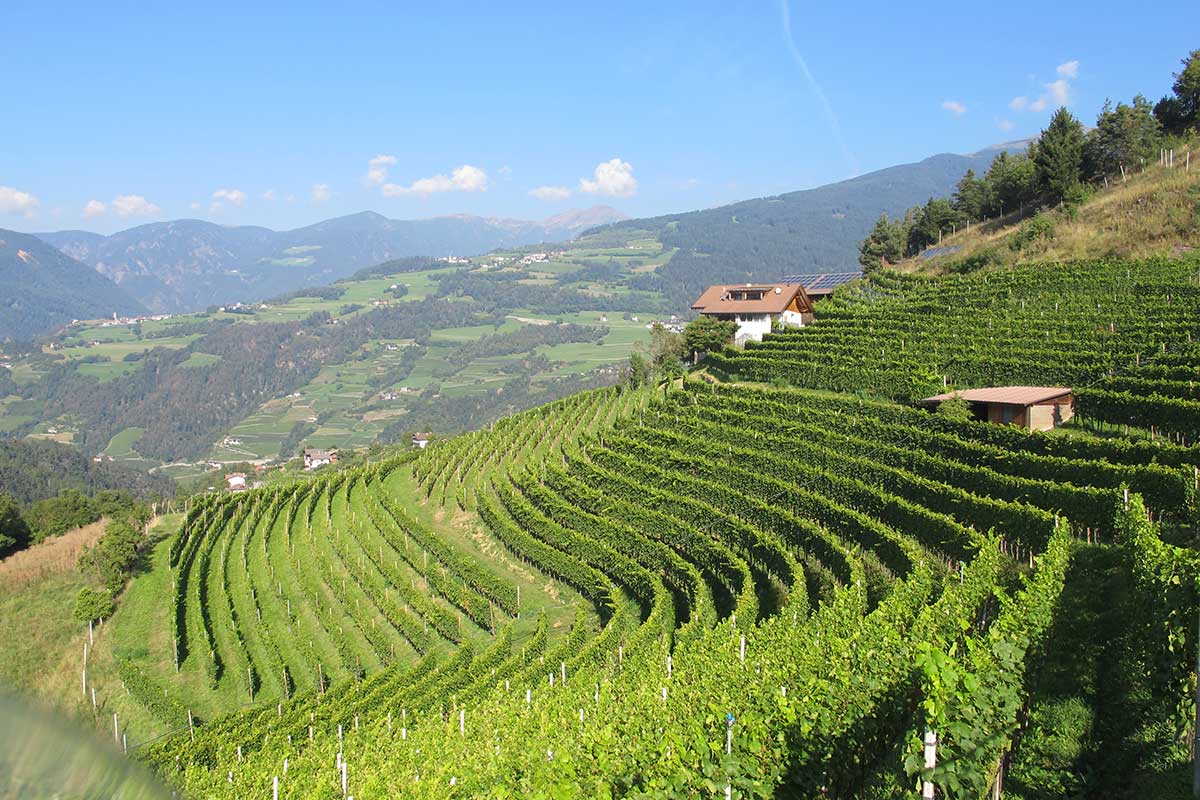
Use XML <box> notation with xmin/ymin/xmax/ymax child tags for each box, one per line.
<box><xmin>1193</xmin><ymin>605</ymin><xmax>1200</xmax><ymax>799</ymax></box>
<box><xmin>923</xmin><ymin>728</ymin><xmax>937</xmax><ymax>799</ymax></box>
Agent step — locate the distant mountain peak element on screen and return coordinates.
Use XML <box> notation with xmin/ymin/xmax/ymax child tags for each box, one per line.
<box><xmin>970</xmin><ymin>138</ymin><xmax>1036</xmax><ymax>157</ymax></box>
<box><xmin>540</xmin><ymin>205</ymin><xmax>628</xmax><ymax>231</ymax></box>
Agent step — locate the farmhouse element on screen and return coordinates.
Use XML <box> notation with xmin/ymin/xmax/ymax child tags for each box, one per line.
<box><xmin>412</xmin><ymin>432</ymin><xmax>432</xmax><ymax>449</ymax></box>
<box><xmin>691</xmin><ymin>283</ymin><xmax>814</xmax><ymax>345</ymax></box>
<box><xmin>225</xmin><ymin>473</ymin><xmax>248</xmax><ymax>492</ymax></box>
<box><xmin>303</xmin><ymin>448</ymin><xmax>338</xmax><ymax>470</ymax></box>
<box><xmin>918</xmin><ymin>386</ymin><xmax>1075</xmax><ymax>432</ymax></box>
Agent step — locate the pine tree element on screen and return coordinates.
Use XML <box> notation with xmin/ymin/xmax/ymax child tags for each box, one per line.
<box><xmin>858</xmin><ymin>214</ymin><xmax>906</xmax><ymax>270</ymax></box>
<box><xmin>953</xmin><ymin>169</ymin><xmax>992</xmax><ymax>221</ymax></box>
<box><xmin>1034</xmin><ymin>107</ymin><xmax>1086</xmax><ymax>204</ymax></box>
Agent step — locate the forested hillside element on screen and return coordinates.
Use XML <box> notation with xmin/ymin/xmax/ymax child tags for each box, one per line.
<box><xmin>0</xmin><ymin>232</ymin><xmax>680</xmax><ymax>469</ymax></box>
<box><xmin>858</xmin><ymin>49</ymin><xmax>1200</xmax><ymax>273</ymax></box>
<box><xmin>0</xmin><ymin>229</ymin><xmax>146</xmax><ymax>340</ymax></box>
<box><xmin>588</xmin><ymin>146</ymin><xmax>1024</xmax><ymax>307</ymax></box>
<box><xmin>0</xmin><ymin>439</ymin><xmax>172</xmax><ymax>507</ymax></box>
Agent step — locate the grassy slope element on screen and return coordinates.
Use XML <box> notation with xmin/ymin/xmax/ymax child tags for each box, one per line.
<box><xmin>0</xmin><ymin>515</ymin><xmax>190</xmax><ymax>748</ymax></box>
<box><xmin>0</xmin><ymin>521</ymin><xmax>109</xmax><ymax>702</ymax></box>
<box><xmin>901</xmin><ymin>155</ymin><xmax>1200</xmax><ymax>276</ymax></box>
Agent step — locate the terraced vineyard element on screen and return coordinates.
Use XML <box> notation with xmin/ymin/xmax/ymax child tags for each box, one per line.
<box><xmin>711</xmin><ymin>257</ymin><xmax>1200</xmax><ymax>442</ymax></box>
<box><xmin>104</xmin><ymin>256</ymin><xmax>1200</xmax><ymax>798</ymax></box>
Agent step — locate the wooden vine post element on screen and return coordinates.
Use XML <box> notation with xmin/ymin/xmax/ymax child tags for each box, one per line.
<box><xmin>1193</xmin><ymin>603</ymin><xmax>1200</xmax><ymax>799</ymax></box>
<box><xmin>922</xmin><ymin>728</ymin><xmax>937</xmax><ymax>799</ymax></box>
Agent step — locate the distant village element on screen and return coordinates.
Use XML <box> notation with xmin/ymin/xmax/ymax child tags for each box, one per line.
<box><xmin>437</xmin><ymin>250</ymin><xmax>568</xmax><ymax>269</ymax></box>
<box><xmin>94</xmin><ymin>311</ymin><xmax>175</xmax><ymax>327</ymax></box>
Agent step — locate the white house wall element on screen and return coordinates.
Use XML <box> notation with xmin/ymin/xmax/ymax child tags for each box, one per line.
<box><xmin>734</xmin><ymin>314</ymin><xmax>773</xmax><ymax>344</ymax></box>
<box><xmin>778</xmin><ymin>310</ymin><xmax>805</xmax><ymax>328</ymax></box>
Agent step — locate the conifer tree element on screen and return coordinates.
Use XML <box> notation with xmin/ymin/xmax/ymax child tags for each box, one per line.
<box><xmin>1034</xmin><ymin>107</ymin><xmax>1086</xmax><ymax>204</ymax></box>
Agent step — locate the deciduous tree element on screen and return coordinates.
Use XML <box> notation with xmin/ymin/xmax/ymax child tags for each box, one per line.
<box><xmin>683</xmin><ymin>316</ymin><xmax>737</xmax><ymax>356</ymax></box>
<box><xmin>1154</xmin><ymin>49</ymin><xmax>1200</xmax><ymax>134</ymax></box>
<box><xmin>0</xmin><ymin>492</ymin><xmax>31</xmax><ymax>558</ymax></box>
<box><xmin>1085</xmin><ymin>95</ymin><xmax>1161</xmax><ymax>178</ymax></box>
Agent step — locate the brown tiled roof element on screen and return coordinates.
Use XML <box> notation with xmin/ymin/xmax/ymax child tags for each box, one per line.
<box><xmin>691</xmin><ymin>283</ymin><xmax>807</xmax><ymax>314</ymax></box>
<box><xmin>919</xmin><ymin>386</ymin><xmax>1073</xmax><ymax>406</ymax></box>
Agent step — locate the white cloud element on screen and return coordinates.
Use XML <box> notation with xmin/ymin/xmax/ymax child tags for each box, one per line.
<box><xmin>498</xmin><ymin>165</ymin><xmax>513</xmax><ymax>178</ymax></box>
<box><xmin>212</xmin><ymin>188</ymin><xmax>247</xmax><ymax>206</ymax></box>
<box><xmin>189</xmin><ymin>202</ymin><xmax>202</xmax><ymax>211</ymax></box>
<box><xmin>83</xmin><ymin>200</ymin><xmax>106</xmax><ymax>218</ymax></box>
<box><xmin>364</xmin><ymin>154</ymin><xmax>397</xmax><ymax>186</ymax></box>
<box><xmin>262</xmin><ymin>189</ymin><xmax>276</xmax><ymax>201</ymax></box>
<box><xmin>381</xmin><ymin>164</ymin><xmax>489</xmax><ymax>197</ymax></box>
<box><xmin>941</xmin><ymin>100</ymin><xmax>967</xmax><ymax>116</ymax></box>
<box><xmin>579</xmin><ymin>158</ymin><xmax>638</xmax><ymax>197</ymax></box>
<box><xmin>311</xmin><ymin>184</ymin><xmax>331</xmax><ymax>203</ymax></box>
<box><xmin>0</xmin><ymin>186</ymin><xmax>40</xmax><ymax>217</ymax></box>
<box><xmin>997</xmin><ymin>119</ymin><xmax>1015</xmax><ymax>132</ymax></box>
<box><xmin>529</xmin><ymin>185</ymin><xmax>571</xmax><ymax>201</ymax></box>
<box><xmin>1045</xmin><ymin>78</ymin><xmax>1070</xmax><ymax>106</ymax></box>
<box><xmin>111</xmin><ymin>194</ymin><xmax>160</xmax><ymax>217</ymax></box>
<box><xmin>1010</xmin><ymin>61</ymin><xmax>1078</xmax><ymax>115</ymax></box>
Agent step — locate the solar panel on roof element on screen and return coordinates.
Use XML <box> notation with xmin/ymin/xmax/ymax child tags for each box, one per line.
<box><xmin>780</xmin><ymin>271</ymin><xmax>862</xmax><ymax>292</ymax></box>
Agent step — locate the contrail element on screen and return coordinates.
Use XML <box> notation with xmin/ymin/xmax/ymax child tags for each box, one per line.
<box><xmin>779</xmin><ymin>0</ymin><xmax>860</xmax><ymax>176</ymax></box>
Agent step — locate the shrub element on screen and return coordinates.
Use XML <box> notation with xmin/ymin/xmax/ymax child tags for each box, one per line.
<box><xmin>1010</xmin><ymin>214</ymin><xmax>1056</xmax><ymax>252</ymax></box>
<box><xmin>946</xmin><ymin>248</ymin><xmax>1002</xmax><ymax>274</ymax></box>
<box><xmin>25</xmin><ymin>490</ymin><xmax>99</xmax><ymax>544</ymax></box>
<box><xmin>1061</xmin><ymin>183</ymin><xmax>1094</xmax><ymax>216</ymax></box>
<box><xmin>73</xmin><ymin>586</ymin><xmax>114</xmax><ymax>622</ymax></box>
<box><xmin>684</xmin><ymin>316</ymin><xmax>737</xmax><ymax>354</ymax></box>
<box><xmin>936</xmin><ymin>395</ymin><xmax>973</xmax><ymax>423</ymax></box>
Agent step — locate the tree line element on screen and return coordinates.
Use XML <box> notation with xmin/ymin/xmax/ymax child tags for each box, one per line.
<box><xmin>0</xmin><ymin>486</ymin><xmax>148</xmax><ymax>560</ymax></box>
<box><xmin>859</xmin><ymin>49</ymin><xmax>1200</xmax><ymax>268</ymax></box>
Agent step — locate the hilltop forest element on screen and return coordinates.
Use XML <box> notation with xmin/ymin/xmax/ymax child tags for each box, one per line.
<box><xmin>859</xmin><ymin>49</ymin><xmax>1200</xmax><ymax>270</ymax></box>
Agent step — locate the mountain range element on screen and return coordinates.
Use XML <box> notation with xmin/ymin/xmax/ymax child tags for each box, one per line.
<box><xmin>37</xmin><ymin>206</ymin><xmax>629</xmax><ymax>314</ymax></box>
<box><xmin>585</xmin><ymin>143</ymin><xmax>1029</xmax><ymax>307</ymax></box>
<box><xmin>0</xmin><ymin>229</ymin><xmax>146</xmax><ymax>340</ymax></box>
<box><xmin>19</xmin><ymin>141</ymin><xmax>1029</xmax><ymax>330</ymax></box>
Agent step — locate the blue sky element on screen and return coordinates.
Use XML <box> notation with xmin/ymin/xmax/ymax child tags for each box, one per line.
<box><xmin>1</xmin><ymin>0</ymin><xmax>1193</xmax><ymax>233</ymax></box>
